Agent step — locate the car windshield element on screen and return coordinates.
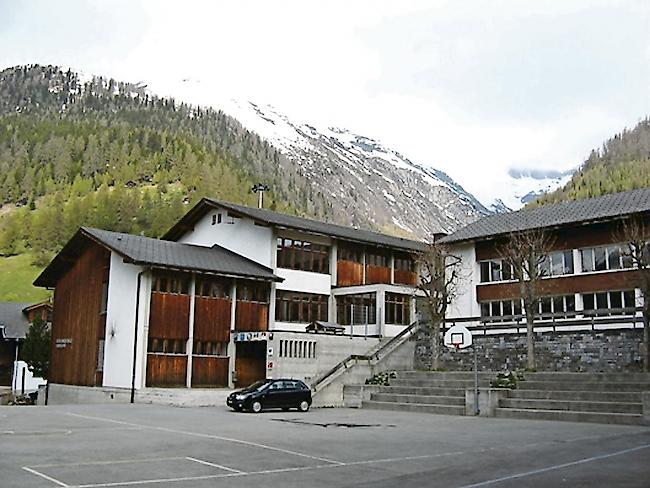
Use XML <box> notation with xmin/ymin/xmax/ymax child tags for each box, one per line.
<box><xmin>240</xmin><ymin>380</ymin><xmax>271</xmax><ymax>393</ymax></box>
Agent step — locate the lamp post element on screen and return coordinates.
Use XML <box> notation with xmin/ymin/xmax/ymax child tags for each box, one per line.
<box><xmin>251</xmin><ymin>183</ymin><xmax>269</xmax><ymax>209</ymax></box>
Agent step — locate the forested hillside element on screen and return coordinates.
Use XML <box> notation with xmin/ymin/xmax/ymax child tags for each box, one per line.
<box><xmin>0</xmin><ymin>65</ymin><xmax>333</xmax><ymax>272</ymax></box>
<box><xmin>534</xmin><ymin>118</ymin><xmax>650</xmax><ymax>206</ymax></box>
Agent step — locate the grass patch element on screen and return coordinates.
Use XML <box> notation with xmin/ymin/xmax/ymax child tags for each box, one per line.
<box><xmin>0</xmin><ymin>253</ymin><xmax>50</xmax><ymax>303</ymax></box>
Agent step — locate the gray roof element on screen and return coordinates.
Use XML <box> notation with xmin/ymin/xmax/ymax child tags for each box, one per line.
<box><xmin>164</xmin><ymin>198</ymin><xmax>429</xmax><ymax>252</ymax></box>
<box><xmin>0</xmin><ymin>302</ymin><xmax>30</xmax><ymax>340</ymax></box>
<box><xmin>35</xmin><ymin>227</ymin><xmax>281</xmax><ymax>288</ymax></box>
<box><xmin>442</xmin><ymin>187</ymin><xmax>650</xmax><ymax>244</ymax></box>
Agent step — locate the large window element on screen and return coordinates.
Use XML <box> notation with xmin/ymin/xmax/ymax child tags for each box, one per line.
<box><xmin>480</xmin><ymin>294</ymin><xmax>576</xmax><ymax>322</ymax></box>
<box><xmin>337</xmin><ymin>293</ymin><xmax>377</xmax><ymax>325</ymax></box>
<box><xmin>580</xmin><ymin>245</ymin><xmax>634</xmax><ymax>273</ymax></box>
<box><xmin>338</xmin><ymin>244</ymin><xmax>363</xmax><ymax>263</ymax></box>
<box><xmin>385</xmin><ymin>293</ymin><xmax>411</xmax><ymax>325</ymax></box>
<box><xmin>275</xmin><ymin>291</ymin><xmax>328</xmax><ymax>323</ymax></box>
<box><xmin>277</xmin><ymin>238</ymin><xmax>329</xmax><ymax>273</ymax></box>
<box><xmin>539</xmin><ymin>250</ymin><xmax>574</xmax><ymax>276</ymax></box>
<box><xmin>193</xmin><ymin>340</ymin><xmax>228</xmax><ymax>356</ymax></box>
<box><xmin>366</xmin><ymin>248</ymin><xmax>389</xmax><ymax>268</ymax></box>
<box><xmin>480</xmin><ymin>299</ymin><xmax>522</xmax><ymax>322</ymax></box>
<box><xmin>582</xmin><ymin>290</ymin><xmax>636</xmax><ymax>316</ymax></box>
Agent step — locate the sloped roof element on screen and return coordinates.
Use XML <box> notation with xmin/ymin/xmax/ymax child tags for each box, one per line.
<box><xmin>163</xmin><ymin>199</ymin><xmax>429</xmax><ymax>252</ymax></box>
<box><xmin>442</xmin><ymin>187</ymin><xmax>650</xmax><ymax>244</ymax></box>
<box><xmin>34</xmin><ymin>227</ymin><xmax>282</xmax><ymax>288</ymax></box>
<box><xmin>0</xmin><ymin>302</ymin><xmax>30</xmax><ymax>340</ymax></box>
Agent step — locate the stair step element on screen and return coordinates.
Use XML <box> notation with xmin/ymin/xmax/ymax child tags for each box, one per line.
<box><xmin>371</xmin><ymin>393</ymin><xmax>465</xmax><ymax>405</ymax></box>
<box><xmin>518</xmin><ymin>381</ymin><xmax>650</xmax><ymax>392</ymax></box>
<box><xmin>376</xmin><ymin>386</ymin><xmax>467</xmax><ymax>396</ymax></box>
<box><xmin>398</xmin><ymin>371</ymin><xmax>494</xmax><ymax>380</ymax></box>
<box><xmin>500</xmin><ymin>398</ymin><xmax>642</xmax><ymax>414</ymax></box>
<box><xmin>508</xmin><ymin>389</ymin><xmax>642</xmax><ymax>402</ymax></box>
<box><xmin>522</xmin><ymin>372</ymin><xmax>650</xmax><ymax>382</ymax></box>
<box><xmin>391</xmin><ymin>379</ymin><xmax>491</xmax><ymax>388</ymax></box>
<box><xmin>362</xmin><ymin>400</ymin><xmax>465</xmax><ymax>415</ymax></box>
<box><xmin>494</xmin><ymin>407</ymin><xmax>644</xmax><ymax>426</ymax></box>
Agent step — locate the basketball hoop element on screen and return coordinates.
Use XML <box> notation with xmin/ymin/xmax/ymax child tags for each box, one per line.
<box><xmin>444</xmin><ymin>325</ymin><xmax>472</xmax><ymax>351</ymax></box>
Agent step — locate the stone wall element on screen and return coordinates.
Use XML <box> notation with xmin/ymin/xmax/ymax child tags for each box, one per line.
<box><xmin>415</xmin><ymin>329</ymin><xmax>644</xmax><ymax>372</ymax></box>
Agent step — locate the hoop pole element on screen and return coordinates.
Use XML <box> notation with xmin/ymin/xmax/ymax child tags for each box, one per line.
<box><xmin>473</xmin><ymin>342</ymin><xmax>479</xmax><ymax>416</ymax></box>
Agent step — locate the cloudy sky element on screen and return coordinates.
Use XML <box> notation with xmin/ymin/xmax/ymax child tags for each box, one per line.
<box><xmin>1</xmin><ymin>0</ymin><xmax>649</xmax><ymax>203</ymax></box>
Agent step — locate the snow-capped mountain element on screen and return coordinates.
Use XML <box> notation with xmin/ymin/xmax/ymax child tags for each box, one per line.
<box><xmin>490</xmin><ymin>168</ymin><xmax>575</xmax><ymax>211</ymax></box>
<box><xmin>220</xmin><ymin>101</ymin><xmax>489</xmax><ymax>238</ymax></box>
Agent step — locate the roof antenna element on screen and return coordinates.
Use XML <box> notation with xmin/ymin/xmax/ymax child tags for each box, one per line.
<box><xmin>251</xmin><ymin>183</ymin><xmax>269</xmax><ymax>209</ymax></box>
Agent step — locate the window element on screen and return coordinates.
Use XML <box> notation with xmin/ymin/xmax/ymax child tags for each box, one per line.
<box><xmin>238</xmin><ymin>283</ymin><xmax>269</xmax><ymax>303</ymax></box>
<box><xmin>480</xmin><ymin>295</ymin><xmax>576</xmax><ymax>322</ymax></box>
<box><xmin>337</xmin><ymin>293</ymin><xmax>377</xmax><ymax>325</ymax></box>
<box><xmin>148</xmin><ymin>337</ymin><xmax>187</xmax><ymax>354</ymax></box>
<box><xmin>276</xmin><ymin>291</ymin><xmax>328</xmax><ymax>323</ymax></box>
<box><xmin>480</xmin><ymin>299</ymin><xmax>522</xmax><ymax>323</ymax></box>
<box><xmin>276</xmin><ymin>237</ymin><xmax>329</xmax><ymax>273</ymax></box>
<box><xmin>394</xmin><ymin>254</ymin><xmax>415</xmax><ymax>272</ymax></box>
<box><xmin>479</xmin><ymin>259</ymin><xmax>514</xmax><ymax>283</ymax></box>
<box><xmin>581</xmin><ymin>245</ymin><xmax>633</xmax><ymax>273</ymax></box>
<box><xmin>338</xmin><ymin>244</ymin><xmax>363</xmax><ymax>263</ymax></box>
<box><xmin>385</xmin><ymin>293</ymin><xmax>411</xmax><ymax>325</ymax></box>
<box><xmin>366</xmin><ymin>249</ymin><xmax>389</xmax><ymax>268</ymax></box>
<box><xmin>545</xmin><ymin>250</ymin><xmax>574</xmax><ymax>276</ymax></box>
<box><xmin>196</xmin><ymin>277</ymin><xmax>230</xmax><ymax>299</ymax></box>
<box><xmin>582</xmin><ymin>290</ymin><xmax>636</xmax><ymax>316</ymax></box>
<box><xmin>193</xmin><ymin>340</ymin><xmax>227</xmax><ymax>356</ymax></box>
<box><xmin>152</xmin><ymin>271</ymin><xmax>190</xmax><ymax>295</ymax></box>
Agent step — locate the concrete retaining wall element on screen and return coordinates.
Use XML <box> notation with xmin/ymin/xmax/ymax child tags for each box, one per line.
<box><xmin>415</xmin><ymin>329</ymin><xmax>644</xmax><ymax>372</ymax></box>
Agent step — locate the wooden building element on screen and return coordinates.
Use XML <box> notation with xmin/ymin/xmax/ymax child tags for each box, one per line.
<box><xmin>35</xmin><ymin>201</ymin><xmax>425</xmax><ymax>393</ymax></box>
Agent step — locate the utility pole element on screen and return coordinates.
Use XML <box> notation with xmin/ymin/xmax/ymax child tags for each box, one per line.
<box><xmin>251</xmin><ymin>183</ymin><xmax>269</xmax><ymax>209</ymax></box>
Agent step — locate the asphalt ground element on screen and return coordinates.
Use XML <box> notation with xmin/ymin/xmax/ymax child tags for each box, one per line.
<box><xmin>1</xmin><ymin>403</ymin><xmax>649</xmax><ymax>488</ymax></box>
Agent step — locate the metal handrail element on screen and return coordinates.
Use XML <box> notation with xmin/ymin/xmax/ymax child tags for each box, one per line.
<box><xmin>310</xmin><ymin>319</ymin><xmax>423</xmax><ymax>393</ymax></box>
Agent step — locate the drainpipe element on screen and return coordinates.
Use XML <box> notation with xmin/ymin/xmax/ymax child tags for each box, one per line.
<box><xmin>12</xmin><ymin>339</ymin><xmax>19</xmax><ymax>392</ymax></box>
<box><xmin>130</xmin><ymin>270</ymin><xmax>146</xmax><ymax>404</ymax></box>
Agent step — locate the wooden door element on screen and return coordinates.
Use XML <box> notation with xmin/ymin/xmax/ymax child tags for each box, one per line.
<box><xmin>234</xmin><ymin>341</ymin><xmax>266</xmax><ymax>388</ymax></box>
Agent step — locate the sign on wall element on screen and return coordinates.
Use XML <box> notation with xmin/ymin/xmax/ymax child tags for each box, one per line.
<box><xmin>233</xmin><ymin>331</ymin><xmax>273</xmax><ymax>342</ymax></box>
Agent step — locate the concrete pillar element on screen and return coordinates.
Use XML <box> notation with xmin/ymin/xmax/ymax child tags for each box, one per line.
<box><xmin>330</xmin><ymin>241</ymin><xmax>338</xmax><ymax>287</ymax></box>
<box><xmin>390</xmin><ymin>254</ymin><xmax>395</xmax><ymax>285</ymax></box>
<box><xmin>362</xmin><ymin>251</ymin><xmax>367</xmax><ymax>285</ymax></box>
<box><xmin>377</xmin><ymin>288</ymin><xmax>386</xmax><ymax>337</ymax></box>
<box><xmin>139</xmin><ymin>271</ymin><xmax>153</xmax><ymax>389</ymax></box>
<box><xmin>228</xmin><ymin>281</ymin><xmax>237</xmax><ymax>388</ymax></box>
<box><xmin>186</xmin><ymin>274</ymin><xmax>196</xmax><ymax>388</ymax></box>
<box><xmin>465</xmin><ymin>388</ymin><xmax>509</xmax><ymax>416</ymax></box>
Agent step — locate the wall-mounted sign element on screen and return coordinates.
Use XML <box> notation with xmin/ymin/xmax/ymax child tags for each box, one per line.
<box><xmin>55</xmin><ymin>338</ymin><xmax>73</xmax><ymax>349</ymax></box>
<box><xmin>267</xmin><ymin>346</ymin><xmax>274</xmax><ymax>357</ymax></box>
<box><xmin>267</xmin><ymin>361</ymin><xmax>273</xmax><ymax>369</ymax></box>
<box><xmin>233</xmin><ymin>331</ymin><xmax>273</xmax><ymax>342</ymax></box>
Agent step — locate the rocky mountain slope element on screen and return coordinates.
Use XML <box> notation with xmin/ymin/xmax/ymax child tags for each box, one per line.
<box><xmin>220</xmin><ymin>101</ymin><xmax>489</xmax><ymax>237</ymax></box>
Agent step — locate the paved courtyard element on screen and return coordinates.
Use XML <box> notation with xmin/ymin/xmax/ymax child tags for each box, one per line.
<box><xmin>1</xmin><ymin>403</ymin><xmax>649</xmax><ymax>487</ymax></box>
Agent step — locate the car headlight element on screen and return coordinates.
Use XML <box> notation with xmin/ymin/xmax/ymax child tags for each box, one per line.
<box><xmin>235</xmin><ymin>394</ymin><xmax>247</xmax><ymax>400</ymax></box>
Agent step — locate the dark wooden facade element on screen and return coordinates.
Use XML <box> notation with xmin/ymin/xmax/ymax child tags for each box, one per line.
<box><xmin>394</xmin><ymin>269</ymin><xmax>417</xmax><ymax>286</ymax></box>
<box><xmin>191</xmin><ymin>356</ymin><xmax>229</xmax><ymax>387</ymax></box>
<box><xmin>194</xmin><ymin>297</ymin><xmax>231</xmax><ymax>342</ymax></box>
<box><xmin>146</xmin><ymin>354</ymin><xmax>187</xmax><ymax>387</ymax></box>
<box><xmin>478</xmin><ymin>270</ymin><xmax>642</xmax><ymax>302</ymax></box>
<box><xmin>235</xmin><ymin>302</ymin><xmax>268</xmax><ymax>331</ymax></box>
<box><xmin>50</xmin><ymin>242</ymin><xmax>109</xmax><ymax>386</ymax></box>
<box><xmin>366</xmin><ymin>265</ymin><xmax>391</xmax><ymax>284</ymax></box>
<box><xmin>337</xmin><ymin>260</ymin><xmax>364</xmax><ymax>287</ymax></box>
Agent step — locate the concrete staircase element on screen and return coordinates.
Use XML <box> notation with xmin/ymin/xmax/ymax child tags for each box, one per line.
<box><xmin>362</xmin><ymin>371</ymin><xmax>492</xmax><ymax>415</ymax></box>
<box><xmin>494</xmin><ymin>372</ymin><xmax>650</xmax><ymax>425</ymax></box>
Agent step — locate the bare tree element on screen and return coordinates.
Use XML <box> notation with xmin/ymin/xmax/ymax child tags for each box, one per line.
<box><xmin>498</xmin><ymin>229</ymin><xmax>556</xmax><ymax>370</ymax></box>
<box><xmin>414</xmin><ymin>239</ymin><xmax>462</xmax><ymax>370</ymax></box>
<box><xmin>618</xmin><ymin>216</ymin><xmax>650</xmax><ymax>371</ymax></box>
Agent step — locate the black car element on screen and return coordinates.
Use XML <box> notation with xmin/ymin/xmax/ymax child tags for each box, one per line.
<box><xmin>227</xmin><ymin>379</ymin><xmax>312</xmax><ymax>413</ymax></box>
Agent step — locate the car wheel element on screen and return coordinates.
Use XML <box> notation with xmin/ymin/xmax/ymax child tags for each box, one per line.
<box><xmin>298</xmin><ymin>400</ymin><xmax>310</xmax><ymax>412</ymax></box>
<box><xmin>251</xmin><ymin>401</ymin><xmax>263</xmax><ymax>413</ymax></box>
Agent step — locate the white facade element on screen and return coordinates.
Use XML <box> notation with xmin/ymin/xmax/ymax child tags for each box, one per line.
<box><xmin>102</xmin><ymin>253</ymin><xmax>150</xmax><ymax>389</ymax></box>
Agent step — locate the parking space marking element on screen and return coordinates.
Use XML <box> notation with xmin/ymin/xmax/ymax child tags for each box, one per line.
<box><xmin>22</xmin><ymin>467</ymin><xmax>69</xmax><ymax>487</ymax></box>
<box><xmin>184</xmin><ymin>457</ymin><xmax>245</xmax><ymax>474</ymax></box>
<box><xmin>458</xmin><ymin>443</ymin><xmax>650</xmax><ymax>488</ymax></box>
<box><xmin>27</xmin><ymin>457</ymin><xmax>186</xmax><ymax>469</ymax></box>
<box><xmin>65</xmin><ymin>412</ymin><xmax>344</xmax><ymax>465</ymax></box>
